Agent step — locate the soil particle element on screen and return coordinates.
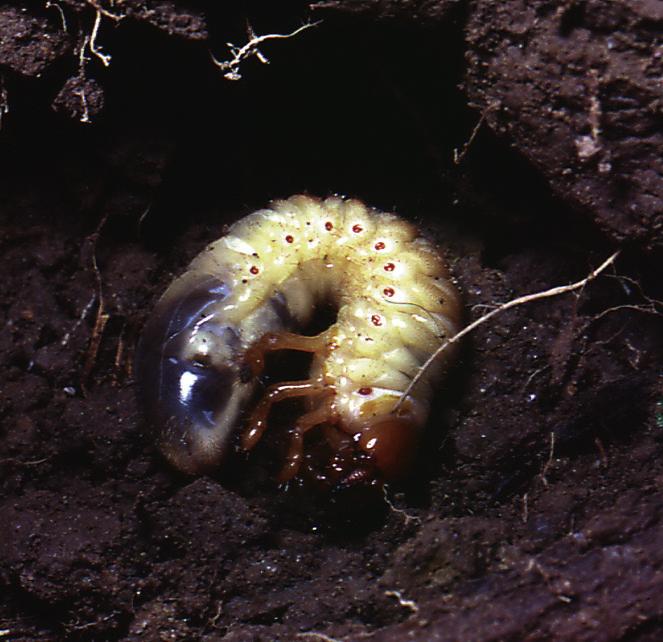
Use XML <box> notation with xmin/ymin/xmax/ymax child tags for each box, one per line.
<box><xmin>58</xmin><ymin>0</ymin><xmax>209</xmax><ymax>41</ymax></box>
<box><xmin>464</xmin><ymin>0</ymin><xmax>663</xmax><ymax>247</ymax></box>
<box><xmin>0</xmin><ymin>4</ymin><xmax>71</xmax><ymax>77</ymax></box>
<box><xmin>316</xmin><ymin>0</ymin><xmax>663</xmax><ymax>245</ymax></box>
<box><xmin>311</xmin><ymin>0</ymin><xmax>463</xmax><ymax>23</ymax></box>
<box><xmin>371</xmin><ymin>491</ymin><xmax>663</xmax><ymax>642</ymax></box>
<box><xmin>380</xmin><ymin>516</ymin><xmax>507</xmax><ymax>592</ymax></box>
<box><xmin>52</xmin><ymin>75</ymin><xmax>105</xmax><ymax>122</ymax></box>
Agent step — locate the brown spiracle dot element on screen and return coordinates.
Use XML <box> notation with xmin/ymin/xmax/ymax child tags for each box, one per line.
<box><xmin>358</xmin><ymin>387</ymin><xmax>373</xmax><ymax>395</ymax></box>
<box><xmin>371</xmin><ymin>314</ymin><xmax>383</xmax><ymax>326</ymax></box>
<box><xmin>384</xmin><ymin>262</ymin><xmax>395</xmax><ymax>272</ymax></box>
<box><xmin>325</xmin><ymin>221</ymin><xmax>333</xmax><ymax>231</ymax></box>
<box><xmin>285</xmin><ymin>235</ymin><xmax>294</xmax><ymax>243</ymax></box>
<box><xmin>250</xmin><ymin>266</ymin><xmax>259</xmax><ymax>275</ymax></box>
<box><xmin>352</xmin><ymin>224</ymin><xmax>363</xmax><ymax>233</ymax></box>
<box><xmin>383</xmin><ymin>287</ymin><xmax>395</xmax><ymax>297</ymax></box>
<box><xmin>374</xmin><ymin>241</ymin><xmax>385</xmax><ymax>250</ymax></box>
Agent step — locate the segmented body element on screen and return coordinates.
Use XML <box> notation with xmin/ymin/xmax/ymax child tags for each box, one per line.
<box><xmin>137</xmin><ymin>195</ymin><xmax>461</xmax><ymax>485</ymax></box>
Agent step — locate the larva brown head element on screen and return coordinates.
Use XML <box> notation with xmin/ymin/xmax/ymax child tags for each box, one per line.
<box><xmin>356</xmin><ymin>415</ymin><xmax>420</xmax><ymax>481</ymax></box>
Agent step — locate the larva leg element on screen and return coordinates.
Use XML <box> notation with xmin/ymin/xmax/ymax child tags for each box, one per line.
<box><xmin>241</xmin><ymin>380</ymin><xmax>328</xmax><ymax>451</ymax></box>
<box><xmin>243</xmin><ymin>331</ymin><xmax>329</xmax><ymax>378</ymax></box>
<box><xmin>278</xmin><ymin>392</ymin><xmax>337</xmax><ymax>482</ymax></box>
<box><xmin>322</xmin><ymin>423</ymin><xmax>351</xmax><ymax>451</ymax></box>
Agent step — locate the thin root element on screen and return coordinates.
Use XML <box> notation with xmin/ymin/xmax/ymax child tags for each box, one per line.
<box><xmin>0</xmin><ymin>74</ymin><xmax>8</xmax><ymax>130</ymax></box>
<box><xmin>210</xmin><ymin>20</ymin><xmax>322</xmax><ymax>81</ymax></box>
<box><xmin>382</xmin><ymin>484</ymin><xmax>421</xmax><ymax>525</ymax></box>
<box><xmin>384</xmin><ymin>589</ymin><xmax>420</xmax><ymax>614</ymax></box>
<box><xmin>393</xmin><ymin>250</ymin><xmax>621</xmax><ymax>413</ymax></box>
<box><xmin>540</xmin><ymin>431</ymin><xmax>556</xmax><ymax>488</ymax></box>
<box><xmin>453</xmin><ymin>106</ymin><xmax>494</xmax><ymax>165</ymax></box>
<box><xmin>81</xmin><ymin>214</ymin><xmax>110</xmax><ymax>392</ymax></box>
<box><xmin>46</xmin><ymin>1</ymin><xmax>67</xmax><ymax>31</ymax></box>
<box><xmin>297</xmin><ymin>633</ymin><xmax>345</xmax><ymax>642</ymax></box>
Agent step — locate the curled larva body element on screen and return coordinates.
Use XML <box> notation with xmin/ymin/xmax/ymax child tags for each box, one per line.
<box><xmin>137</xmin><ymin>195</ymin><xmax>461</xmax><ymax>486</ymax></box>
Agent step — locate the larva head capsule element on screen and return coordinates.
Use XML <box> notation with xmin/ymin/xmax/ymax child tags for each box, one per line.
<box><xmin>136</xmin><ymin>271</ymin><xmax>254</xmax><ymax>475</ymax></box>
<box><xmin>356</xmin><ymin>415</ymin><xmax>420</xmax><ymax>482</ymax></box>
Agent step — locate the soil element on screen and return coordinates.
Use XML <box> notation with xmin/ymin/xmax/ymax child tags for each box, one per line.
<box><xmin>1</xmin><ymin>1</ymin><xmax>662</xmax><ymax>641</ymax></box>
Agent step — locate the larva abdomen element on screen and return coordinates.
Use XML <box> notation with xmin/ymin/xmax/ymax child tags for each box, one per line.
<box><xmin>136</xmin><ymin>195</ymin><xmax>462</xmax><ymax>486</ymax></box>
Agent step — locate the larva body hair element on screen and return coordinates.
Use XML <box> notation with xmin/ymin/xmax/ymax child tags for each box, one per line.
<box><xmin>136</xmin><ymin>195</ymin><xmax>461</xmax><ymax>486</ymax></box>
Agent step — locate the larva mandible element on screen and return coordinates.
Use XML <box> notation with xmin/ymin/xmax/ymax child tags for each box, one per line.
<box><xmin>136</xmin><ymin>195</ymin><xmax>461</xmax><ymax>487</ymax></box>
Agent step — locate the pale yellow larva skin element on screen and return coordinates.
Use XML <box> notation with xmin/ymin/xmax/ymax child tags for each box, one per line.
<box><xmin>187</xmin><ymin>195</ymin><xmax>461</xmax><ymax>437</ymax></box>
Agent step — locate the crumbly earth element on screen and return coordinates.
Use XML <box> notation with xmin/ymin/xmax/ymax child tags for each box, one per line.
<box><xmin>1</xmin><ymin>2</ymin><xmax>662</xmax><ymax>641</ymax></box>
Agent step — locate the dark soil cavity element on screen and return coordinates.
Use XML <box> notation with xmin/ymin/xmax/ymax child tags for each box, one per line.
<box><xmin>1</xmin><ymin>1</ymin><xmax>662</xmax><ymax>640</ymax></box>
